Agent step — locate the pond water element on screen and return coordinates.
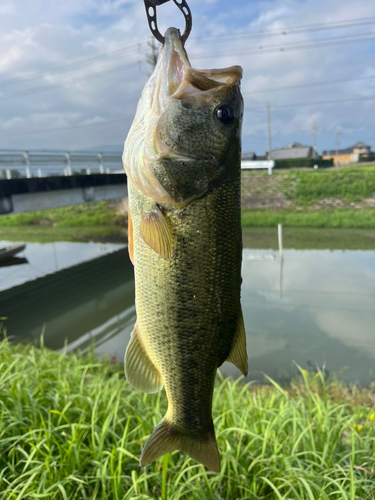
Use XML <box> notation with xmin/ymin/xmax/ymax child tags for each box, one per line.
<box><xmin>0</xmin><ymin>228</ymin><xmax>374</xmax><ymax>385</ymax></box>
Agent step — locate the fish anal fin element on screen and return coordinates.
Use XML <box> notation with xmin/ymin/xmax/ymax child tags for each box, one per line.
<box><xmin>140</xmin><ymin>416</ymin><xmax>221</xmax><ymax>472</ymax></box>
<box><xmin>128</xmin><ymin>210</ymin><xmax>134</xmax><ymax>265</ymax></box>
<box><xmin>125</xmin><ymin>323</ymin><xmax>163</xmax><ymax>394</ymax></box>
<box><xmin>140</xmin><ymin>205</ymin><xmax>172</xmax><ymax>260</ymax></box>
<box><xmin>226</xmin><ymin>310</ymin><xmax>248</xmax><ymax>377</ymax></box>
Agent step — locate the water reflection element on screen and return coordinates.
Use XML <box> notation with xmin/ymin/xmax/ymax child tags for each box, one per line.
<box><xmin>0</xmin><ymin>241</ymin><xmax>124</xmax><ymax>291</ymax></box>
<box><xmin>0</xmin><ymin>246</ymin><xmax>135</xmax><ymax>356</ymax></box>
<box><xmin>236</xmin><ymin>248</ymin><xmax>375</xmax><ymax>384</ymax></box>
<box><xmin>0</xmin><ymin>230</ymin><xmax>374</xmax><ymax>385</ymax></box>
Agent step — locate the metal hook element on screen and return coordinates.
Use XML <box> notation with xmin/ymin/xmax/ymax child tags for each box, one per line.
<box><xmin>143</xmin><ymin>0</ymin><xmax>192</xmax><ymax>45</ymax></box>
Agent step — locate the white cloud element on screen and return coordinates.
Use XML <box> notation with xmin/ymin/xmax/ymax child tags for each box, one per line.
<box><xmin>2</xmin><ymin>117</ymin><xmax>28</xmax><ymax>130</ymax></box>
<box><xmin>0</xmin><ymin>0</ymin><xmax>375</xmax><ymax>153</ymax></box>
<box><xmin>79</xmin><ymin>115</ymin><xmax>107</xmax><ymax>126</ymax></box>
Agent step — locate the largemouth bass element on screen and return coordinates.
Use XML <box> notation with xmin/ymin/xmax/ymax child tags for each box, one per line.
<box><xmin>122</xmin><ymin>27</ymin><xmax>247</xmax><ymax>473</ymax></box>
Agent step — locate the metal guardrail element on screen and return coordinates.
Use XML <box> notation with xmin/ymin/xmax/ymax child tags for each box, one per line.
<box><xmin>1</xmin><ymin>149</ymin><xmax>275</xmax><ymax>179</ymax></box>
<box><xmin>0</xmin><ymin>150</ymin><xmax>124</xmax><ymax>179</ymax></box>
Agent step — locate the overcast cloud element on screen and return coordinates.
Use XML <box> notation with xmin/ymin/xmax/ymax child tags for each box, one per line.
<box><xmin>0</xmin><ymin>0</ymin><xmax>375</xmax><ymax>154</ymax></box>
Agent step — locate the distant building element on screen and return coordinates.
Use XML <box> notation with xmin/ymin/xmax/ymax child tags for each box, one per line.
<box><xmin>269</xmin><ymin>143</ymin><xmax>315</xmax><ymax>160</ymax></box>
<box><xmin>241</xmin><ymin>152</ymin><xmax>257</xmax><ymax>161</ymax></box>
<box><xmin>241</xmin><ymin>144</ymin><xmax>315</xmax><ymax>162</ymax></box>
<box><xmin>241</xmin><ymin>152</ymin><xmax>268</xmax><ymax>161</ymax></box>
<box><xmin>322</xmin><ymin>142</ymin><xmax>373</xmax><ymax>164</ymax></box>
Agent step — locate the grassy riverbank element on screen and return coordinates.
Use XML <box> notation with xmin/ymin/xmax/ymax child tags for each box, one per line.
<box><xmin>0</xmin><ymin>338</ymin><xmax>374</xmax><ymax>499</ymax></box>
<box><xmin>0</xmin><ymin>166</ymin><xmax>374</xmax><ymax>230</ymax></box>
<box><xmin>240</xmin><ymin>165</ymin><xmax>375</xmax><ymax>228</ymax></box>
<box><xmin>0</xmin><ymin>225</ymin><xmax>126</xmax><ymax>243</ymax></box>
<box><xmin>0</xmin><ymin>201</ymin><xmax>127</xmax><ymax>242</ymax></box>
<box><xmin>0</xmin><ymin>200</ymin><xmax>127</xmax><ymax>227</ymax></box>
<box><xmin>241</xmin><ymin>207</ymin><xmax>375</xmax><ymax>228</ymax></box>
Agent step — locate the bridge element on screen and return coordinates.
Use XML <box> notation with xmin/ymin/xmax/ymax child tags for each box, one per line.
<box><xmin>0</xmin><ymin>149</ymin><xmax>127</xmax><ymax>215</ymax></box>
<box><xmin>0</xmin><ymin>149</ymin><xmax>273</xmax><ymax>215</ymax></box>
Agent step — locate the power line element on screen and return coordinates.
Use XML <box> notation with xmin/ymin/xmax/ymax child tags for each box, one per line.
<box><xmin>2</xmin><ymin>33</ymin><xmax>372</xmax><ymax>103</ymax></box>
<box><xmin>0</xmin><ymin>118</ymin><xmax>126</xmax><ymax>139</ymax></box>
<box><xmin>2</xmin><ymin>93</ymin><xmax>375</xmax><ymax>140</ymax></box>
<box><xmin>243</xmin><ymin>74</ymin><xmax>375</xmax><ymax>95</ymax></box>
<box><xmin>272</xmin><ymin>95</ymin><xmax>375</xmax><ymax>108</ymax></box>
<box><xmin>0</xmin><ymin>62</ymin><xmax>140</xmax><ymax>102</ymax></box>
<box><xmin>242</xmin><ymin>95</ymin><xmax>375</xmax><ymax>111</ymax></box>
<box><xmin>191</xmin><ymin>33</ymin><xmax>375</xmax><ymax>59</ymax></box>
<box><xmin>2</xmin><ymin>15</ymin><xmax>374</xmax><ymax>92</ymax></box>
<box><xmin>191</xmin><ymin>16</ymin><xmax>375</xmax><ymax>44</ymax></box>
<box><xmin>0</xmin><ymin>43</ymin><xmax>144</xmax><ymax>90</ymax></box>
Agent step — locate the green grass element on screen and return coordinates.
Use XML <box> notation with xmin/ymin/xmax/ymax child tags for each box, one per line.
<box><xmin>284</xmin><ymin>166</ymin><xmax>375</xmax><ymax>204</ymax></box>
<box><xmin>0</xmin><ymin>201</ymin><xmax>126</xmax><ymax>227</ymax></box>
<box><xmin>242</xmin><ymin>227</ymin><xmax>375</xmax><ymax>250</ymax></box>
<box><xmin>241</xmin><ymin>208</ymin><xmax>375</xmax><ymax>228</ymax></box>
<box><xmin>0</xmin><ymin>225</ymin><xmax>126</xmax><ymax>243</ymax></box>
<box><xmin>0</xmin><ymin>337</ymin><xmax>374</xmax><ymax>499</ymax></box>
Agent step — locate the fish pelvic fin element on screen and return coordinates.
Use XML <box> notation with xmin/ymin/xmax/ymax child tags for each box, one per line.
<box><xmin>226</xmin><ymin>309</ymin><xmax>248</xmax><ymax>377</ymax></box>
<box><xmin>140</xmin><ymin>416</ymin><xmax>221</xmax><ymax>473</ymax></box>
<box><xmin>125</xmin><ymin>323</ymin><xmax>163</xmax><ymax>394</ymax></box>
<box><xmin>140</xmin><ymin>204</ymin><xmax>172</xmax><ymax>260</ymax></box>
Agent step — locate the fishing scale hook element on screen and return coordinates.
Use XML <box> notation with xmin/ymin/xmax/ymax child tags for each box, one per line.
<box><xmin>143</xmin><ymin>0</ymin><xmax>192</xmax><ymax>45</ymax></box>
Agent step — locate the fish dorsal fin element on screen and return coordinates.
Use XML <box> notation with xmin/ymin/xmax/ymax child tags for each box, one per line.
<box><xmin>226</xmin><ymin>310</ymin><xmax>248</xmax><ymax>377</ymax></box>
<box><xmin>125</xmin><ymin>323</ymin><xmax>163</xmax><ymax>394</ymax></box>
<box><xmin>140</xmin><ymin>205</ymin><xmax>172</xmax><ymax>260</ymax></box>
<box><xmin>128</xmin><ymin>210</ymin><xmax>134</xmax><ymax>265</ymax></box>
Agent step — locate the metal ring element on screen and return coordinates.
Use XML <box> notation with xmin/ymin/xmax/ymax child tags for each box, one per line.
<box><xmin>144</xmin><ymin>0</ymin><xmax>192</xmax><ymax>45</ymax></box>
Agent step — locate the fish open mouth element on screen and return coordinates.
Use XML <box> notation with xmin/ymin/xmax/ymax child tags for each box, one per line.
<box><xmin>159</xmin><ymin>28</ymin><xmax>242</xmax><ymax>100</ymax></box>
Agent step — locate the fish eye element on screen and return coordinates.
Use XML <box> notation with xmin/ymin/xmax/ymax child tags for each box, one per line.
<box><xmin>216</xmin><ymin>104</ymin><xmax>235</xmax><ymax>124</ymax></box>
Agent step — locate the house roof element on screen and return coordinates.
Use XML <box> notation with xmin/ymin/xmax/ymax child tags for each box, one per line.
<box><xmin>270</xmin><ymin>143</ymin><xmax>314</xmax><ymax>160</ymax></box>
<box><xmin>322</xmin><ymin>141</ymin><xmax>373</xmax><ymax>156</ymax></box>
<box><xmin>351</xmin><ymin>141</ymin><xmax>371</xmax><ymax>149</ymax></box>
<box><xmin>322</xmin><ymin>148</ymin><xmax>353</xmax><ymax>156</ymax></box>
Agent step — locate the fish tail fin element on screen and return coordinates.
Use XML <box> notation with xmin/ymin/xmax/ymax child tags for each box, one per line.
<box><xmin>140</xmin><ymin>416</ymin><xmax>221</xmax><ymax>472</ymax></box>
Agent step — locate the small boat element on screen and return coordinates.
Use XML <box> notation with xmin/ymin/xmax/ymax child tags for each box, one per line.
<box><xmin>0</xmin><ymin>257</ymin><xmax>28</xmax><ymax>268</ymax></box>
<box><xmin>0</xmin><ymin>244</ymin><xmax>26</xmax><ymax>261</ymax></box>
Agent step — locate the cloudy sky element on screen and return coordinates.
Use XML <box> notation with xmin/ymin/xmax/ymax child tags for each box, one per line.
<box><xmin>1</xmin><ymin>0</ymin><xmax>375</xmax><ymax>155</ymax></box>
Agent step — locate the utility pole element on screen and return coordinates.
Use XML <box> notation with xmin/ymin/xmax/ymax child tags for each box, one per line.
<box><xmin>312</xmin><ymin>122</ymin><xmax>318</xmax><ymax>159</ymax></box>
<box><xmin>267</xmin><ymin>103</ymin><xmax>272</xmax><ymax>160</ymax></box>
<box><xmin>335</xmin><ymin>130</ymin><xmax>342</xmax><ymax>166</ymax></box>
<box><xmin>146</xmin><ymin>37</ymin><xmax>159</xmax><ymax>73</ymax></box>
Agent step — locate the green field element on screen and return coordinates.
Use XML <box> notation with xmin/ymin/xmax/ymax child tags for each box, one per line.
<box><xmin>0</xmin><ymin>338</ymin><xmax>374</xmax><ymax>499</ymax></box>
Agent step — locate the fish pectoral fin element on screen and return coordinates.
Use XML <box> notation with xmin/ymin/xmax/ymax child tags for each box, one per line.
<box><xmin>226</xmin><ymin>310</ymin><xmax>248</xmax><ymax>377</ymax></box>
<box><xmin>140</xmin><ymin>204</ymin><xmax>172</xmax><ymax>260</ymax></box>
<box><xmin>125</xmin><ymin>323</ymin><xmax>163</xmax><ymax>394</ymax></box>
<box><xmin>140</xmin><ymin>416</ymin><xmax>221</xmax><ymax>473</ymax></box>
